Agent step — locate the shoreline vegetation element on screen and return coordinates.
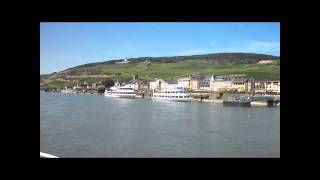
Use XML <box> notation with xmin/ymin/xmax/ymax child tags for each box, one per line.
<box><xmin>40</xmin><ymin>91</ymin><xmax>280</xmax><ymax>107</ymax></box>
<box><xmin>41</xmin><ymin>53</ymin><xmax>280</xmax><ymax>89</ymax></box>
<box><xmin>40</xmin><ymin>53</ymin><xmax>280</xmax><ymax>107</ymax></box>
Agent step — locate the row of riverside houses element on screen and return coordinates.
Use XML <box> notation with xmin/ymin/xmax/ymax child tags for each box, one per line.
<box><xmin>69</xmin><ymin>81</ymin><xmax>106</xmax><ymax>93</ymax></box>
<box><xmin>148</xmin><ymin>74</ymin><xmax>280</xmax><ymax>94</ymax></box>
<box><xmin>66</xmin><ymin>74</ymin><xmax>279</xmax><ymax>94</ymax></box>
<box><xmin>108</xmin><ymin>75</ymin><xmax>149</xmax><ymax>92</ymax></box>
<box><xmin>61</xmin><ymin>75</ymin><xmax>148</xmax><ymax>93</ymax></box>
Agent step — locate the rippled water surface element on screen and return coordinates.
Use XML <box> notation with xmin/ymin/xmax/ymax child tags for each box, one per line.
<box><xmin>40</xmin><ymin>92</ymin><xmax>280</xmax><ymax>157</ymax></box>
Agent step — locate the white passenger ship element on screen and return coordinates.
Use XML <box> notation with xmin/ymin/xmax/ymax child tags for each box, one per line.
<box><xmin>61</xmin><ymin>87</ymin><xmax>75</xmax><ymax>94</ymax></box>
<box><xmin>151</xmin><ymin>87</ymin><xmax>192</xmax><ymax>102</ymax></box>
<box><xmin>104</xmin><ymin>83</ymin><xmax>136</xmax><ymax>98</ymax></box>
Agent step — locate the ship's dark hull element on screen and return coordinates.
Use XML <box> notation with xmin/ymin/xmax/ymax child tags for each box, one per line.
<box><xmin>223</xmin><ymin>100</ymin><xmax>251</xmax><ymax>107</ymax></box>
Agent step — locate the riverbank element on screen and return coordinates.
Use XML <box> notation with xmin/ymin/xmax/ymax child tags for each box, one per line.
<box><xmin>41</xmin><ymin>91</ymin><xmax>279</xmax><ymax>107</ymax></box>
<box><xmin>192</xmin><ymin>99</ymin><xmax>223</xmax><ymax>103</ymax></box>
<box><xmin>192</xmin><ymin>98</ymin><xmax>280</xmax><ymax>107</ymax></box>
<box><xmin>251</xmin><ymin>101</ymin><xmax>268</xmax><ymax>107</ymax></box>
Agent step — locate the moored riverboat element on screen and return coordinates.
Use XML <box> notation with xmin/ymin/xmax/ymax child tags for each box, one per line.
<box><xmin>223</xmin><ymin>96</ymin><xmax>251</xmax><ymax>107</ymax></box>
<box><xmin>151</xmin><ymin>87</ymin><xmax>192</xmax><ymax>102</ymax></box>
<box><xmin>104</xmin><ymin>82</ymin><xmax>136</xmax><ymax>99</ymax></box>
<box><xmin>61</xmin><ymin>87</ymin><xmax>75</xmax><ymax>94</ymax></box>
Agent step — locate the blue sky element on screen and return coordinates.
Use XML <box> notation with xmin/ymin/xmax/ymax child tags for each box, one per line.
<box><xmin>40</xmin><ymin>22</ymin><xmax>280</xmax><ymax>74</ymax></box>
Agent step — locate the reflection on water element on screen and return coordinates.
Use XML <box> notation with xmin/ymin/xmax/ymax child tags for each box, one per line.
<box><xmin>41</xmin><ymin>93</ymin><xmax>280</xmax><ymax>157</ymax></box>
<box><xmin>104</xmin><ymin>96</ymin><xmax>135</xmax><ymax>105</ymax></box>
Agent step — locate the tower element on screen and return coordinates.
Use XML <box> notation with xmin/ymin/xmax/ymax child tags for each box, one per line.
<box><xmin>210</xmin><ymin>75</ymin><xmax>215</xmax><ymax>91</ymax></box>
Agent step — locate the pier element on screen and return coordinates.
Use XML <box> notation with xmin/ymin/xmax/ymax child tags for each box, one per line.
<box><xmin>250</xmin><ymin>96</ymin><xmax>280</xmax><ymax>107</ymax></box>
<box><xmin>189</xmin><ymin>92</ymin><xmax>211</xmax><ymax>102</ymax></box>
<box><xmin>190</xmin><ymin>92</ymin><xmax>280</xmax><ymax>107</ymax></box>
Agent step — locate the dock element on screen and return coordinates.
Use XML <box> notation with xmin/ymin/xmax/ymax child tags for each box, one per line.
<box><xmin>192</xmin><ymin>99</ymin><xmax>223</xmax><ymax>103</ymax></box>
<box><xmin>192</xmin><ymin>95</ymin><xmax>280</xmax><ymax>107</ymax></box>
<box><xmin>250</xmin><ymin>96</ymin><xmax>280</xmax><ymax>107</ymax></box>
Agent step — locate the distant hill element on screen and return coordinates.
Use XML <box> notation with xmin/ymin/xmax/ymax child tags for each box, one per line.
<box><xmin>41</xmin><ymin>53</ymin><xmax>280</xmax><ymax>88</ymax></box>
<box><xmin>64</xmin><ymin>53</ymin><xmax>278</xmax><ymax>71</ymax></box>
<box><xmin>40</xmin><ymin>74</ymin><xmax>51</xmax><ymax>82</ymax></box>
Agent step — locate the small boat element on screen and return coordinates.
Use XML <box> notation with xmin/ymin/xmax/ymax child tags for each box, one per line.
<box><xmin>223</xmin><ymin>96</ymin><xmax>251</xmax><ymax>106</ymax></box>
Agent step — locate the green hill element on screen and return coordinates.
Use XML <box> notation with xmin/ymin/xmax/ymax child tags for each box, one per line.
<box><xmin>41</xmin><ymin>53</ymin><xmax>280</xmax><ymax>88</ymax></box>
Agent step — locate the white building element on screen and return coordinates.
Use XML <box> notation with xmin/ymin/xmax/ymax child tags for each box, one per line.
<box><xmin>166</xmin><ymin>81</ymin><xmax>180</xmax><ymax>90</ymax></box>
<box><xmin>177</xmin><ymin>77</ymin><xmax>191</xmax><ymax>89</ymax></box>
<box><xmin>254</xmin><ymin>80</ymin><xmax>280</xmax><ymax>94</ymax></box>
<box><xmin>149</xmin><ymin>79</ymin><xmax>168</xmax><ymax>91</ymax></box>
<box><xmin>116</xmin><ymin>57</ymin><xmax>131</xmax><ymax>64</ymax></box>
<box><xmin>125</xmin><ymin>79</ymin><xmax>140</xmax><ymax>91</ymax></box>
<box><xmin>257</xmin><ymin>60</ymin><xmax>274</xmax><ymax>64</ymax></box>
<box><xmin>209</xmin><ymin>75</ymin><xmax>232</xmax><ymax>92</ymax></box>
<box><xmin>199</xmin><ymin>76</ymin><xmax>211</xmax><ymax>90</ymax></box>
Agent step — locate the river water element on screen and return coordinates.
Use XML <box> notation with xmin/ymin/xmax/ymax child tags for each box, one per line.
<box><xmin>40</xmin><ymin>92</ymin><xmax>280</xmax><ymax>158</ymax></box>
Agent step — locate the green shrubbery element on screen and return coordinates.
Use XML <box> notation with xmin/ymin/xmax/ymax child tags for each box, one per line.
<box><xmin>42</xmin><ymin>53</ymin><xmax>280</xmax><ymax>88</ymax></box>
